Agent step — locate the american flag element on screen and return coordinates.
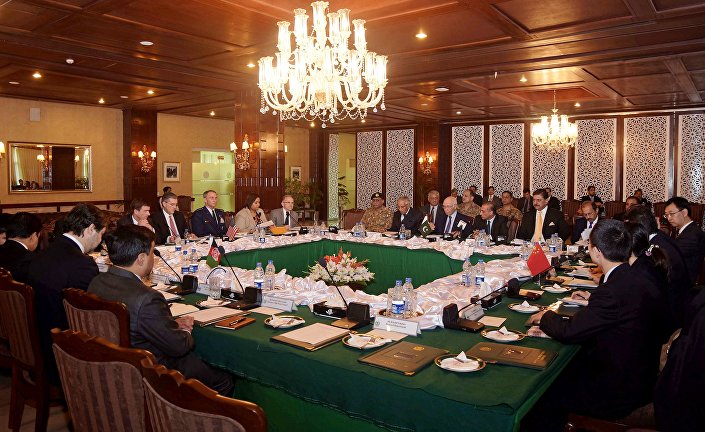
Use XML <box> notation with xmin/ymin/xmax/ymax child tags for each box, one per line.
<box><xmin>226</xmin><ymin>224</ymin><xmax>239</xmax><ymax>241</ymax></box>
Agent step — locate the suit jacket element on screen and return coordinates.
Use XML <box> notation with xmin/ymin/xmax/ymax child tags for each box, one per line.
<box><xmin>650</xmin><ymin>231</ymin><xmax>692</xmax><ymax>330</ymax></box>
<box><xmin>517</xmin><ymin>196</ymin><xmax>533</xmax><ymax>213</ymax></box>
<box><xmin>517</xmin><ymin>208</ymin><xmax>570</xmax><ymax>241</ymax></box>
<box><xmin>433</xmin><ymin>212</ymin><xmax>473</xmax><ymax>238</ymax></box>
<box><xmin>233</xmin><ymin>208</ymin><xmax>268</xmax><ymax>233</ymax></box>
<box><xmin>472</xmin><ymin>193</ymin><xmax>483</xmax><ymax>206</ymax></box>
<box><xmin>88</xmin><ymin>266</ymin><xmax>193</xmax><ymax>364</ymax></box>
<box><xmin>117</xmin><ymin>213</ymin><xmax>136</xmax><ymax>227</ymax></box>
<box><xmin>270</xmin><ymin>208</ymin><xmax>299</xmax><ymax>227</ymax></box>
<box><xmin>484</xmin><ymin>196</ymin><xmax>502</xmax><ymax>209</ymax></box>
<box><xmin>471</xmin><ymin>214</ymin><xmax>508</xmax><ymax>242</ymax></box>
<box><xmin>676</xmin><ymin>222</ymin><xmax>705</xmax><ymax>285</ymax></box>
<box><xmin>152</xmin><ymin>210</ymin><xmax>189</xmax><ymax>245</ymax></box>
<box><xmin>548</xmin><ymin>196</ymin><xmax>561</xmax><ymax>211</ymax></box>
<box><xmin>571</xmin><ymin>217</ymin><xmax>599</xmax><ymax>244</ymax></box>
<box><xmin>540</xmin><ymin>264</ymin><xmax>663</xmax><ymax>418</ymax></box>
<box><xmin>420</xmin><ymin>204</ymin><xmax>444</xmax><ymax>228</ymax></box>
<box><xmin>0</xmin><ymin>239</ymin><xmax>34</xmax><ymax>283</ymax></box>
<box><xmin>28</xmin><ymin>234</ymin><xmax>99</xmax><ymax>382</ymax></box>
<box><xmin>190</xmin><ymin>206</ymin><xmax>227</xmax><ymax>237</ymax></box>
<box><xmin>580</xmin><ymin>195</ymin><xmax>603</xmax><ymax>205</ymax></box>
<box><xmin>390</xmin><ymin>207</ymin><xmax>424</xmax><ymax>233</ymax></box>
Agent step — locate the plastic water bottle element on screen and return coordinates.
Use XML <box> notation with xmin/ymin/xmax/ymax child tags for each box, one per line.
<box><xmin>189</xmin><ymin>247</ymin><xmax>199</xmax><ymax>273</ymax></box>
<box><xmin>258</xmin><ymin>227</ymin><xmax>266</xmax><ymax>244</ymax></box>
<box><xmin>477</xmin><ymin>230</ymin><xmax>486</xmax><ymax>248</ymax></box>
<box><xmin>389</xmin><ymin>280</ymin><xmax>405</xmax><ymax>318</ymax></box>
<box><xmin>180</xmin><ymin>250</ymin><xmax>190</xmax><ymax>274</ymax></box>
<box><xmin>399</xmin><ymin>224</ymin><xmax>407</xmax><ymax>240</ymax></box>
<box><xmin>402</xmin><ymin>278</ymin><xmax>416</xmax><ymax>318</ymax></box>
<box><xmin>548</xmin><ymin>234</ymin><xmax>557</xmax><ymax>253</ymax></box>
<box><xmin>521</xmin><ymin>241</ymin><xmax>530</xmax><ymax>260</ymax></box>
<box><xmin>556</xmin><ymin>235</ymin><xmax>564</xmax><ymax>253</ymax></box>
<box><xmin>353</xmin><ymin>222</ymin><xmax>362</xmax><ymax>237</ymax></box>
<box><xmin>183</xmin><ymin>229</ymin><xmax>190</xmax><ymax>243</ymax></box>
<box><xmin>359</xmin><ymin>221</ymin><xmax>367</xmax><ymax>237</ymax></box>
<box><xmin>462</xmin><ymin>257</ymin><xmax>473</xmax><ymax>286</ymax></box>
<box><xmin>253</xmin><ymin>262</ymin><xmax>265</xmax><ymax>290</ymax></box>
<box><xmin>475</xmin><ymin>259</ymin><xmax>486</xmax><ymax>285</ymax></box>
<box><xmin>264</xmin><ymin>260</ymin><xmax>276</xmax><ymax>291</ymax></box>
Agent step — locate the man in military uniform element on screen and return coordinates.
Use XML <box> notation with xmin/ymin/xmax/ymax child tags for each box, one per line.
<box><xmin>361</xmin><ymin>192</ymin><xmax>392</xmax><ymax>232</ymax></box>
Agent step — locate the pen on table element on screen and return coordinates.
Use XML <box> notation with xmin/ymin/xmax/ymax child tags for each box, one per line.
<box><xmin>228</xmin><ymin>317</ymin><xmax>247</xmax><ymax>326</ymax></box>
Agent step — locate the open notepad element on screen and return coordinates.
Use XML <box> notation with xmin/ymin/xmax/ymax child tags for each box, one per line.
<box><xmin>182</xmin><ymin>307</ymin><xmax>246</xmax><ymax>326</ymax></box>
<box><xmin>271</xmin><ymin>323</ymin><xmax>349</xmax><ymax>351</ymax></box>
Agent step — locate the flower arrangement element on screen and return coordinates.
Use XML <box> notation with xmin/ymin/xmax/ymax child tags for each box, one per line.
<box><xmin>307</xmin><ymin>248</ymin><xmax>375</xmax><ymax>287</ymax></box>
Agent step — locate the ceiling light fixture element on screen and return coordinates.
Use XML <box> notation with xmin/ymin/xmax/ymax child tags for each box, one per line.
<box><xmin>98</xmin><ymin>98</ymin><xmax>105</xmax><ymax>104</ymax></box>
<box><xmin>246</xmin><ymin>62</ymin><xmax>255</xmax><ymax>68</ymax></box>
<box><xmin>415</xmin><ymin>31</ymin><xmax>427</xmax><ymax>39</ymax></box>
<box><xmin>257</xmin><ymin>1</ymin><xmax>388</xmax><ymax>128</ymax></box>
<box><xmin>519</xmin><ymin>75</ymin><xmax>527</xmax><ymax>83</ymax></box>
<box><xmin>120</xmin><ymin>95</ymin><xmax>128</xmax><ymax>99</ymax></box>
<box><xmin>32</xmin><ymin>72</ymin><xmax>42</xmax><ymax>79</ymax></box>
<box><xmin>361</xmin><ymin>119</ymin><xmax>366</xmax><ymax>123</ymax></box>
<box><xmin>210</xmin><ymin>111</ymin><xmax>215</xmax><ymax>116</ymax></box>
<box><xmin>574</xmin><ymin>102</ymin><xmax>581</xmax><ymax>107</ymax></box>
<box><xmin>456</xmin><ymin>111</ymin><xmax>461</xmax><ymax>115</ymax></box>
<box><xmin>310</xmin><ymin>122</ymin><xmax>315</xmax><ymax>128</ymax></box>
<box><xmin>9</xmin><ymin>81</ymin><xmax>19</xmax><ymax>85</ymax></box>
<box><xmin>147</xmin><ymin>90</ymin><xmax>154</xmax><ymax>95</ymax></box>
<box><xmin>65</xmin><ymin>58</ymin><xmax>74</xmax><ymax>64</ymax></box>
<box><xmin>140</xmin><ymin>41</ymin><xmax>154</xmax><ymax>46</ymax></box>
<box><xmin>435</xmin><ymin>87</ymin><xmax>449</xmax><ymax>92</ymax></box>
<box><xmin>531</xmin><ymin>89</ymin><xmax>578</xmax><ymax>151</ymax></box>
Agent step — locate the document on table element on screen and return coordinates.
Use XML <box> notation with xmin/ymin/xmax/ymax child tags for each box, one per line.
<box><xmin>271</xmin><ymin>323</ymin><xmax>349</xmax><ymax>351</ymax></box>
<box><xmin>366</xmin><ymin>328</ymin><xmax>407</xmax><ymax>341</ymax></box>
<box><xmin>250</xmin><ymin>306</ymin><xmax>284</xmax><ymax>315</ymax></box>
<box><xmin>479</xmin><ymin>316</ymin><xmax>507</xmax><ymax>327</ymax></box>
<box><xmin>183</xmin><ymin>307</ymin><xmax>245</xmax><ymax>326</ymax></box>
<box><xmin>169</xmin><ymin>303</ymin><xmax>199</xmax><ymax>317</ymax></box>
<box><xmin>158</xmin><ymin>291</ymin><xmax>181</xmax><ymax>302</ymax></box>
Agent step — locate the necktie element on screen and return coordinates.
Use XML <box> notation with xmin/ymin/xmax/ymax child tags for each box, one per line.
<box><xmin>486</xmin><ymin>220</ymin><xmax>491</xmax><ymax>234</ymax></box>
<box><xmin>431</xmin><ymin>206</ymin><xmax>436</xmax><ymax>222</ymax></box>
<box><xmin>401</xmin><ymin>213</ymin><xmax>405</xmax><ymax>222</ymax></box>
<box><xmin>211</xmin><ymin>209</ymin><xmax>217</xmax><ymax>220</ymax></box>
<box><xmin>285</xmin><ymin>211</ymin><xmax>290</xmax><ymax>226</ymax></box>
<box><xmin>532</xmin><ymin>211</ymin><xmax>543</xmax><ymax>242</ymax></box>
<box><xmin>588</xmin><ymin>221</ymin><xmax>592</xmax><ymax>229</ymax></box>
<box><xmin>445</xmin><ymin>217</ymin><xmax>453</xmax><ymax>234</ymax></box>
<box><xmin>168</xmin><ymin>214</ymin><xmax>178</xmax><ymax>237</ymax></box>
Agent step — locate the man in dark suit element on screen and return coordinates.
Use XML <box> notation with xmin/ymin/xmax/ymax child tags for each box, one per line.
<box><xmin>580</xmin><ymin>185</ymin><xmax>604</xmax><ymax>213</ymax></box>
<box><xmin>517</xmin><ymin>189</ymin><xmax>570</xmax><ymax>242</ymax></box>
<box><xmin>471</xmin><ymin>202</ymin><xmax>508</xmax><ymax>242</ymax></box>
<box><xmin>117</xmin><ymin>198</ymin><xmax>155</xmax><ymax>232</ymax></box>
<box><xmin>434</xmin><ymin>196</ymin><xmax>472</xmax><ymax>238</ymax></box>
<box><xmin>517</xmin><ymin>188</ymin><xmax>532</xmax><ymax>213</ymax></box>
<box><xmin>526</xmin><ymin>220</ymin><xmax>662</xmax><ymax>430</ymax></box>
<box><xmin>390</xmin><ymin>196</ymin><xmax>424</xmax><ymax>233</ymax></box>
<box><xmin>151</xmin><ymin>192</ymin><xmax>194</xmax><ymax>244</ymax></box>
<box><xmin>88</xmin><ymin>226</ymin><xmax>234</xmax><ymax>395</ymax></box>
<box><xmin>190</xmin><ymin>190</ymin><xmax>227</xmax><ymax>237</ymax></box>
<box><xmin>664</xmin><ymin>196</ymin><xmax>705</xmax><ymax>285</ymax></box>
<box><xmin>270</xmin><ymin>194</ymin><xmax>299</xmax><ymax>228</ymax></box>
<box><xmin>484</xmin><ymin>186</ymin><xmax>502</xmax><ymax>209</ymax></box>
<box><xmin>420</xmin><ymin>190</ymin><xmax>443</xmax><ymax>229</ymax></box>
<box><xmin>0</xmin><ymin>212</ymin><xmax>42</xmax><ymax>283</ymax></box>
<box><xmin>634</xmin><ymin>188</ymin><xmax>651</xmax><ymax>207</ymax></box>
<box><xmin>571</xmin><ymin>201</ymin><xmax>600</xmax><ymax>243</ymax></box>
<box><xmin>469</xmin><ymin>185</ymin><xmax>484</xmax><ymax>206</ymax></box>
<box><xmin>613</xmin><ymin>196</ymin><xmax>638</xmax><ymax>221</ymax></box>
<box><xmin>28</xmin><ymin>203</ymin><xmax>105</xmax><ymax>384</ymax></box>
<box><xmin>545</xmin><ymin>187</ymin><xmax>561</xmax><ymax>211</ymax></box>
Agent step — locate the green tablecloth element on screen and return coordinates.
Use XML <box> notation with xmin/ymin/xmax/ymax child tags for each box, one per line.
<box><xmin>187</xmin><ymin>239</ymin><xmax>579</xmax><ymax>432</ymax></box>
<box><xmin>222</xmin><ymin>238</ymin><xmax>515</xmax><ymax>295</ymax></box>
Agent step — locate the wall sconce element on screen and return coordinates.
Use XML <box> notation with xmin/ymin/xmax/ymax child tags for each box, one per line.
<box><xmin>0</xmin><ymin>141</ymin><xmax>5</xmax><ymax>159</ymax></box>
<box><xmin>418</xmin><ymin>151</ymin><xmax>434</xmax><ymax>175</ymax></box>
<box><xmin>135</xmin><ymin>144</ymin><xmax>156</xmax><ymax>173</ymax></box>
<box><xmin>230</xmin><ymin>133</ymin><xmax>251</xmax><ymax>170</ymax></box>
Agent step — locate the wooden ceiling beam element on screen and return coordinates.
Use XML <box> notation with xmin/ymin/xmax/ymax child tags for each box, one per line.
<box><xmin>664</xmin><ymin>58</ymin><xmax>703</xmax><ymax>103</ymax></box>
<box><xmin>458</xmin><ymin>0</ymin><xmax>533</xmax><ymax>41</ymax></box>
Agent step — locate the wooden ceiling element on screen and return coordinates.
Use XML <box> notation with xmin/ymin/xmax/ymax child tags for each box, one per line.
<box><xmin>1</xmin><ymin>0</ymin><xmax>704</xmax><ymax>127</ymax></box>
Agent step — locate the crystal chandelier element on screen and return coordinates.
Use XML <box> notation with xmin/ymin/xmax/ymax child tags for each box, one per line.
<box><xmin>257</xmin><ymin>1</ymin><xmax>388</xmax><ymax>128</ymax></box>
<box><xmin>531</xmin><ymin>90</ymin><xmax>578</xmax><ymax>151</ymax></box>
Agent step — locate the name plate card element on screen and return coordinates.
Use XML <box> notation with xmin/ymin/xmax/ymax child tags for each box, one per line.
<box><xmin>196</xmin><ymin>282</ymin><xmax>210</xmax><ymax>296</ymax></box>
<box><xmin>373</xmin><ymin>316</ymin><xmax>419</xmax><ymax>336</ymax></box>
<box><xmin>261</xmin><ymin>295</ymin><xmax>295</xmax><ymax>312</ymax></box>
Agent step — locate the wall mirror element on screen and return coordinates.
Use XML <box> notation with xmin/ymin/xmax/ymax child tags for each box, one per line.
<box><xmin>9</xmin><ymin>142</ymin><xmax>92</xmax><ymax>193</ymax></box>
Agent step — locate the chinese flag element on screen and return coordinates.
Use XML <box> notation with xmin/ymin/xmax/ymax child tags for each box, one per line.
<box><xmin>527</xmin><ymin>242</ymin><xmax>551</xmax><ymax>276</ymax></box>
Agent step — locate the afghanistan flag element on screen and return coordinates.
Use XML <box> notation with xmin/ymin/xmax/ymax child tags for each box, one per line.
<box><xmin>419</xmin><ymin>215</ymin><xmax>433</xmax><ymax>238</ymax></box>
<box><xmin>206</xmin><ymin>239</ymin><xmax>221</xmax><ymax>268</ymax></box>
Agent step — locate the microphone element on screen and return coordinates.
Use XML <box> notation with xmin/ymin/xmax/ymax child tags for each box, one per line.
<box><xmin>317</xmin><ymin>257</ymin><xmax>348</xmax><ymax>308</ymax></box>
<box><xmin>153</xmin><ymin>249</ymin><xmax>182</xmax><ymax>282</ymax></box>
<box><xmin>218</xmin><ymin>246</ymin><xmax>246</xmax><ymax>294</ymax></box>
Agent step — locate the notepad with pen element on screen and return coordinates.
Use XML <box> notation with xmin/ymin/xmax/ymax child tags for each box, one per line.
<box><xmin>214</xmin><ymin>316</ymin><xmax>255</xmax><ymax>330</ymax></box>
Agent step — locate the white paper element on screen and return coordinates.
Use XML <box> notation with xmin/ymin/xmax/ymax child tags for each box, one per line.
<box><xmin>479</xmin><ymin>316</ymin><xmax>506</xmax><ymax>327</ymax></box>
<box><xmin>279</xmin><ymin>323</ymin><xmax>348</xmax><ymax>345</ymax></box>
<box><xmin>250</xmin><ymin>306</ymin><xmax>285</xmax><ymax>315</ymax></box>
<box><xmin>159</xmin><ymin>291</ymin><xmax>181</xmax><ymax>302</ymax></box>
<box><xmin>373</xmin><ymin>316</ymin><xmax>420</xmax><ymax>336</ymax></box>
<box><xmin>168</xmin><ymin>303</ymin><xmax>199</xmax><ymax>317</ymax></box>
<box><xmin>261</xmin><ymin>295</ymin><xmax>295</xmax><ymax>312</ymax></box>
<box><xmin>366</xmin><ymin>328</ymin><xmax>407</xmax><ymax>341</ymax></box>
<box><xmin>182</xmin><ymin>306</ymin><xmax>244</xmax><ymax>324</ymax></box>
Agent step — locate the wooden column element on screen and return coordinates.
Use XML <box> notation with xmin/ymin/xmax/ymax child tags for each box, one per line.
<box><xmin>122</xmin><ymin>109</ymin><xmax>158</xmax><ymax>208</ymax></box>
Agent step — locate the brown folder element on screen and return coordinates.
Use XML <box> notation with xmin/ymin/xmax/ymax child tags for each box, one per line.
<box><xmin>358</xmin><ymin>341</ymin><xmax>448</xmax><ymax>376</ymax></box>
<box><xmin>466</xmin><ymin>342</ymin><xmax>557</xmax><ymax>370</ymax></box>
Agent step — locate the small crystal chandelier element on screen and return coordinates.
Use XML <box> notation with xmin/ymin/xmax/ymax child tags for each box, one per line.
<box><xmin>418</xmin><ymin>152</ymin><xmax>434</xmax><ymax>175</ymax></box>
<box><xmin>136</xmin><ymin>145</ymin><xmax>156</xmax><ymax>173</ymax></box>
<box><xmin>257</xmin><ymin>1</ymin><xmax>388</xmax><ymax>128</ymax></box>
<box><xmin>531</xmin><ymin>90</ymin><xmax>578</xmax><ymax>151</ymax></box>
<box><xmin>230</xmin><ymin>134</ymin><xmax>251</xmax><ymax>170</ymax></box>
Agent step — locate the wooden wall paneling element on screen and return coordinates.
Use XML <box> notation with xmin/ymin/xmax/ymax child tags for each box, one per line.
<box><xmin>415</xmin><ymin>122</ymin><xmax>440</xmax><ymax>206</ymax></box>
<box><xmin>438</xmin><ymin>124</ymin><xmax>452</xmax><ymax>200</ymax></box>
<box><xmin>309</xmin><ymin>129</ymin><xmax>326</xmax><ymax>219</ymax></box>
<box><xmin>523</xmin><ymin>121</ymin><xmax>531</xmax><ymax>193</ymax></box>
<box><xmin>483</xmin><ymin>124</ymin><xmax>490</xmax><ymax>193</ymax></box>
<box><xmin>669</xmin><ymin>112</ymin><xmax>677</xmax><ymax>198</ymax></box>
<box><xmin>615</xmin><ymin>117</ymin><xmax>624</xmax><ymax>201</ymax></box>
<box><xmin>123</xmin><ymin>109</ymin><xmax>157</xmax><ymax>208</ymax></box>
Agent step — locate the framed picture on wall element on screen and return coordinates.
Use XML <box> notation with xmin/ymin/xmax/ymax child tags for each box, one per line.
<box><xmin>164</xmin><ymin>162</ymin><xmax>181</xmax><ymax>182</ymax></box>
<box><xmin>290</xmin><ymin>166</ymin><xmax>302</xmax><ymax>181</ymax></box>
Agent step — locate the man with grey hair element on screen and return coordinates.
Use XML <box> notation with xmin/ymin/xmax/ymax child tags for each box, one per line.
<box><xmin>436</xmin><ymin>196</ymin><xmax>472</xmax><ymax>238</ymax></box>
<box><xmin>390</xmin><ymin>196</ymin><xmax>424</xmax><ymax>233</ymax></box>
<box><xmin>271</xmin><ymin>194</ymin><xmax>299</xmax><ymax>227</ymax></box>
<box><xmin>420</xmin><ymin>190</ymin><xmax>443</xmax><ymax>228</ymax></box>
<box><xmin>191</xmin><ymin>190</ymin><xmax>227</xmax><ymax>237</ymax></box>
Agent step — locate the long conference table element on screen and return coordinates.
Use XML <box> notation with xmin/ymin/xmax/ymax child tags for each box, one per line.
<box><xmin>186</xmin><ymin>238</ymin><xmax>580</xmax><ymax>432</ymax></box>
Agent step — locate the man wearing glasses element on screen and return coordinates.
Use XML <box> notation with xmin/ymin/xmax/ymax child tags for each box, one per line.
<box><xmin>271</xmin><ymin>194</ymin><xmax>298</xmax><ymax>228</ymax></box>
<box><xmin>664</xmin><ymin>196</ymin><xmax>705</xmax><ymax>285</ymax></box>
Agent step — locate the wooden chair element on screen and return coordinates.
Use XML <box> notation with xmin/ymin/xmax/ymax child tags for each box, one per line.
<box><xmin>0</xmin><ymin>273</ymin><xmax>61</xmax><ymax>432</ymax></box>
<box><xmin>0</xmin><ymin>268</ymin><xmax>13</xmax><ymax>369</ymax></box>
<box><xmin>342</xmin><ymin>208</ymin><xmax>365</xmax><ymax>230</ymax></box>
<box><xmin>690</xmin><ymin>202</ymin><xmax>704</xmax><ymax>227</ymax></box>
<box><xmin>604</xmin><ymin>201</ymin><xmax>625</xmax><ymax>219</ymax></box>
<box><xmin>51</xmin><ymin>328</ymin><xmax>155</xmax><ymax>432</ymax></box>
<box><xmin>63</xmin><ymin>288</ymin><xmax>131</xmax><ymax>347</ymax></box>
<box><xmin>141</xmin><ymin>360</ymin><xmax>267</xmax><ymax>432</ymax></box>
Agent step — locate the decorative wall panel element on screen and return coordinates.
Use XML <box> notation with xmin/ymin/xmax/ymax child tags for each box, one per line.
<box><xmin>678</xmin><ymin>114</ymin><xmax>705</xmax><ymax>204</ymax></box>
<box><xmin>574</xmin><ymin>119</ymin><xmax>616</xmax><ymax>201</ymax></box>
<box><xmin>531</xmin><ymin>146</ymin><xmax>568</xmax><ymax>201</ymax></box>
<box><xmin>624</xmin><ymin>116</ymin><xmax>669</xmax><ymax>202</ymax></box>
<box><xmin>356</xmin><ymin>131</ymin><xmax>383</xmax><ymax>209</ymax></box>
<box><xmin>451</xmin><ymin>126</ymin><xmax>483</xmax><ymax>193</ymax></box>
<box><xmin>489</xmin><ymin>124</ymin><xmax>524</xmax><ymax>197</ymax></box>
<box><xmin>385</xmin><ymin>129</ymin><xmax>414</xmax><ymax>209</ymax></box>
<box><xmin>328</xmin><ymin>134</ymin><xmax>339</xmax><ymax>219</ymax></box>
